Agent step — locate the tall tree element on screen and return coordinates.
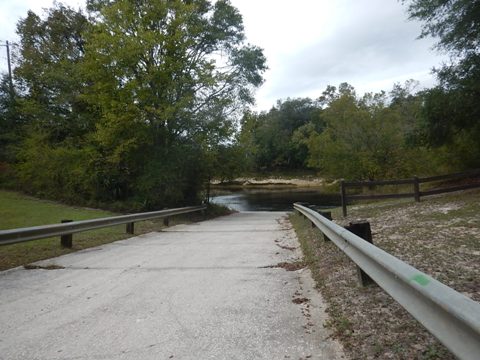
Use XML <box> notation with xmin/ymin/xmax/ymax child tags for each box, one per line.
<box><xmin>404</xmin><ymin>0</ymin><xmax>480</xmax><ymax>169</ymax></box>
<box><xmin>404</xmin><ymin>0</ymin><xmax>480</xmax><ymax>55</ymax></box>
<box><xmin>0</xmin><ymin>74</ymin><xmax>22</xmax><ymax>175</ymax></box>
<box><xmin>8</xmin><ymin>0</ymin><xmax>266</xmax><ymax>208</ymax></box>
<box><xmin>15</xmin><ymin>5</ymin><xmax>93</xmax><ymax>143</ymax></box>
<box><xmin>305</xmin><ymin>84</ymin><xmax>429</xmax><ymax>180</ymax></box>
<box><xmin>239</xmin><ymin>98</ymin><xmax>321</xmax><ymax>171</ymax></box>
<box><xmin>82</xmin><ymin>0</ymin><xmax>266</xmax><ymax>205</ymax></box>
<box><xmin>11</xmin><ymin>4</ymin><xmax>99</xmax><ymax>201</ymax></box>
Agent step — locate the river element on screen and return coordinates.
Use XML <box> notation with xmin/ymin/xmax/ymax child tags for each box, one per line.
<box><xmin>210</xmin><ymin>187</ymin><xmax>340</xmax><ymax>211</ymax></box>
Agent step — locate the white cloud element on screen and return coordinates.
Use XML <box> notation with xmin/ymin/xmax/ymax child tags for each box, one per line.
<box><xmin>0</xmin><ymin>0</ymin><xmax>446</xmax><ymax>111</ymax></box>
<box><xmin>230</xmin><ymin>0</ymin><xmax>447</xmax><ymax>110</ymax></box>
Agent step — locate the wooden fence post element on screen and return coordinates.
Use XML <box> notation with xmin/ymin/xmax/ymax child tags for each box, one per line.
<box><xmin>413</xmin><ymin>176</ymin><xmax>420</xmax><ymax>202</ymax></box>
<box><xmin>344</xmin><ymin>221</ymin><xmax>375</xmax><ymax>287</ymax></box>
<box><xmin>340</xmin><ymin>180</ymin><xmax>347</xmax><ymax>217</ymax></box>
<box><xmin>163</xmin><ymin>217</ymin><xmax>169</xmax><ymax>227</ymax></box>
<box><xmin>60</xmin><ymin>219</ymin><xmax>73</xmax><ymax>248</ymax></box>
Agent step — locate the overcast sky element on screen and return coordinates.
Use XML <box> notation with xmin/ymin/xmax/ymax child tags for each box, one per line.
<box><xmin>0</xmin><ymin>0</ymin><xmax>447</xmax><ymax>111</ymax></box>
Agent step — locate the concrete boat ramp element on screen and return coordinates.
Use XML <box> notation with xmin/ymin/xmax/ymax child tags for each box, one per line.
<box><xmin>0</xmin><ymin>212</ymin><xmax>345</xmax><ymax>360</ymax></box>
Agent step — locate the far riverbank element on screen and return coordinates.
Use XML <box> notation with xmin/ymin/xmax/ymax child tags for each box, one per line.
<box><xmin>211</xmin><ymin>176</ymin><xmax>336</xmax><ymax>188</ymax></box>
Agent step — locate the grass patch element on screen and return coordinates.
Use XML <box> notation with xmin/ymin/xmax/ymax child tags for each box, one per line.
<box><xmin>0</xmin><ymin>190</ymin><xmax>231</xmax><ymax>271</ymax></box>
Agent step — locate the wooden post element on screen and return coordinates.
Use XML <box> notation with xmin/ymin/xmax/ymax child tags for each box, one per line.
<box><xmin>60</xmin><ymin>220</ymin><xmax>73</xmax><ymax>248</ymax></box>
<box><xmin>340</xmin><ymin>180</ymin><xmax>347</xmax><ymax>217</ymax></box>
<box><xmin>413</xmin><ymin>176</ymin><xmax>420</xmax><ymax>202</ymax></box>
<box><xmin>163</xmin><ymin>217</ymin><xmax>169</xmax><ymax>227</ymax></box>
<box><xmin>344</xmin><ymin>221</ymin><xmax>375</xmax><ymax>287</ymax></box>
<box><xmin>319</xmin><ymin>211</ymin><xmax>332</xmax><ymax>242</ymax></box>
<box><xmin>126</xmin><ymin>222</ymin><xmax>134</xmax><ymax>234</ymax></box>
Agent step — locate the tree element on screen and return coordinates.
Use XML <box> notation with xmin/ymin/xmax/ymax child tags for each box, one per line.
<box><xmin>239</xmin><ymin>98</ymin><xmax>321</xmax><ymax>171</ymax></box>
<box><xmin>82</xmin><ymin>0</ymin><xmax>266</xmax><ymax>206</ymax></box>
<box><xmin>0</xmin><ymin>74</ymin><xmax>23</xmax><ymax>186</ymax></box>
<box><xmin>404</xmin><ymin>0</ymin><xmax>480</xmax><ymax>55</ymax></box>
<box><xmin>0</xmin><ymin>75</ymin><xmax>22</xmax><ymax>163</ymax></box>
<box><xmin>404</xmin><ymin>0</ymin><xmax>480</xmax><ymax>169</ymax></box>
<box><xmin>305</xmin><ymin>84</ymin><xmax>429</xmax><ymax>180</ymax></box>
<box><xmin>388</xmin><ymin>80</ymin><xmax>423</xmax><ymax>146</ymax></box>
<box><xmin>14</xmin><ymin>5</ymin><xmax>93</xmax><ymax>143</ymax></box>
<box><xmin>9</xmin><ymin>4</ymin><xmax>100</xmax><ymax>200</ymax></box>
<box><xmin>8</xmin><ymin>0</ymin><xmax>266</xmax><ymax>208</ymax></box>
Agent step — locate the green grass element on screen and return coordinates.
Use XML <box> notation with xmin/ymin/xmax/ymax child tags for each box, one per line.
<box><xmin>0</xmin><ymin>190</ymin><xmax>230</xmax><ymax>271</ymax></box>
<box><xmin>0</xmin><ymin>190</ymin><xmax>119</xmax><ymax>229</ymax></box>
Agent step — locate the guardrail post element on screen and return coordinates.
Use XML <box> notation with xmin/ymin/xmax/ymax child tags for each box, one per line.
<box><xmin>344</xmin><ymin>221</ymin><xmax>375</xmax><ymax>287</ymax></box>
<box><xmin>319</xmin><ymin>211</ymin><xmax>332</xmax><ymax>241</ymax></box>
<box><xmin>340</xmin><ymin>180</ymin><xmax>347</xmax><ymax>217</ymax></box>
<box><xmin>126</xmin><ymin>222</ymin><xmax>134</xmax><ymax>234</ymax></box>
<box><xmin>296</xmin><ymin>202</ymin><xmax>308</xmax><ymax>219</ymax></box>
<box><xmin>309</xmin><ymin>205</ymin><xmax>319</xmax><ymax>227</ymax></box>
<box><xmin>163</xmin><ymin>217</ymin><xmax>169</xmax><ymax>227</ymax></box>
<box><xmin>413</xmin><ymin>176</ymin><xmax>420</xmax><ymax>202</ymax></box>
<box><xmin>60</xmin><ymin>220</ymin><xmax>73</xmax><ymax>248</ymax></box>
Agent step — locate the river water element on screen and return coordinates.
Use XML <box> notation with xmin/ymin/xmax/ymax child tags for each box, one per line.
<box><xmin>210</xmin><ymin>187</ymin><xmax>340</xmax><ymax>211</ymax></box>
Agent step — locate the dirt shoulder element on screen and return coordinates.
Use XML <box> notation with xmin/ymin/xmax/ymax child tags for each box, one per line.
<box><xmin>290</xmin><ymin>189</ymin><xmax>480</xmax><ymax>360</ymax></box>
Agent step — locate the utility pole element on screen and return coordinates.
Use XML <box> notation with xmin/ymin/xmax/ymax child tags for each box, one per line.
<box><xmin>1</xmin><ymin>40</ymin><xmax>14</xmax><ymax>98</ymax></box>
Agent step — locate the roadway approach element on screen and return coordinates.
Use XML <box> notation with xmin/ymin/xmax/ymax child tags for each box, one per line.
<box><xmin>0</xmin><ymin>211</ymin><xmax>345</xmax><ymax>360</ymax></box>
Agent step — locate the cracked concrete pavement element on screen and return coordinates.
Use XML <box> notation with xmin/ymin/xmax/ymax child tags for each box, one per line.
<box><xmin>0</xmin><ymin>211</ymin><xmax>345</xmax><ymax>360</ymax></box>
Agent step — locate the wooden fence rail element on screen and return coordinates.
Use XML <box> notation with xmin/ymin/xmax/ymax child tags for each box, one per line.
<box><xmin>340</xmin><ymin>169</ymin><xmax>480</xmax><ymax>216</ymax></box>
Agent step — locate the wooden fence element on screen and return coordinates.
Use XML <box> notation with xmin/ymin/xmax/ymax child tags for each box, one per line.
<box><xmin>340</xmin><ymin>169</ymin><xmax>480</xmax><ymax>216</ymax></box>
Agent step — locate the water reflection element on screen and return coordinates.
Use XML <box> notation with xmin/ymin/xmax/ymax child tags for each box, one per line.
<box><xmin>210</xmin><ymin>188</ymin><xmax>340</xmax><ymax>211</ymax></box>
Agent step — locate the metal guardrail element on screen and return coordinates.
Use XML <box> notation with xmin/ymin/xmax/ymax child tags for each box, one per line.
<box><xmin>0</xmin><ymin>205</ymin><xmax>207</xmax><ymax>246</ymax></box>
<box><xmin>293</xmin><ymin>203</ymin><xmax>480</xmax><ymax>360</ymax></box>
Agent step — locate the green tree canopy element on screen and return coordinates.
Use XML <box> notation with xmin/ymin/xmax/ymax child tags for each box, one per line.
<box><xmin>404</xmin><ymin>0</ymin><xmax>480</xmax><ymax>169</ymax></box>
<box><xmin>238</xmin><ymin>98</ymin><xmax>321</xmax><ymax>171</ymax></box>
<box><xmin>14</xmin><ymin>5</ymin><xmax>93</xmax><ymax>143</ymax></box>
<box><xmin>7</xmin><ymin>0</ymin><xmax>266</xmax><ymax>208</ymax></box>
<box><xmin>81</xmin><ymin>0</ymin><xmax>266</xmax><ymax>205</ymax></box>
<box><xmin>305</xmin><ymin>83</ymin><xmax>431</xmax><ymax>180</ymax></box>
<box><xmin>404</xmin><ymin>0</ymin><xmax>480</xmax><ymax>55</ymax></box>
